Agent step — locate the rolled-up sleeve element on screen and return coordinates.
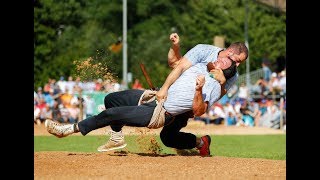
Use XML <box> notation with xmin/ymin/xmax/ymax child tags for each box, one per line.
<box><xmin>184</xmin><ymin>44</ymin><xmax>220</xmax><ymax>65</ymax></box>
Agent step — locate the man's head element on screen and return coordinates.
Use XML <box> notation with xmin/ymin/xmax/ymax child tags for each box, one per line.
<box><xmin>223</xmin><ymin>42</ymin><xmax>248</xmax><ymax>66</ymax></box>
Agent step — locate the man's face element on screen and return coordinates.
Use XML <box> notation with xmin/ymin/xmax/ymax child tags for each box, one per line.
<box><xmin>227</xmin><ymin>51</ymin><xmax>247</xmax><ymax>67</ymax></box>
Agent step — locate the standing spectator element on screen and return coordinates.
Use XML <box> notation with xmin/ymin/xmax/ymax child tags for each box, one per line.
<box><xmin>262</xmin><ymin>61</ymin><xmax>272</xmax><ymax>82</ymax></box>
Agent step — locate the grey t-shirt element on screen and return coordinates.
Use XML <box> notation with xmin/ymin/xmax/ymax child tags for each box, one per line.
<box><xmin>163</xmin><ymin>44</ymin><xmax>238</xmax><ymax>116</ymax></box>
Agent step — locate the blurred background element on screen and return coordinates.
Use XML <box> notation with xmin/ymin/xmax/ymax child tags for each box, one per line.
<box><xmin>34</xmin><ymin>0</ymin><xmax>286</xmax><ymax>130</ymax></box>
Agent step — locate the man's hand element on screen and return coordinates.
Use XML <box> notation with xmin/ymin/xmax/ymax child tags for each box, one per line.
<box><xmin>156</xmin><ymin>88</ymin><xmax>168</xmax><ymax>102</ymax></box>
<box><xmin>209</xmin><ymin>68</ymin><xmax>226</xmax><ymax>85</ymax></box>
<box><xmin>195</xmin><ymin>75</ymin><xmax>205</xmax><ymax>90</ymax></box>
<box><xmin>170</xmin><ymin>33</ymin><xmax>180</xmax><ymax>45</ymax></box>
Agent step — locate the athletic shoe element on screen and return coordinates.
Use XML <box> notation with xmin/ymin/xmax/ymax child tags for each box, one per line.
<box><xmin>197</xmin><ymin>135</ymin><xmax>211</xmax><ymax>157</ymax></box>
<box><xmin>45</xmin><ymin>119</ymin><xmax>75</xmax><ymax>138</ymax></box>
<box><xmin>97</xmin><ymin>130</ymin><xmax>127</xmax><ymax>152</ymax></box>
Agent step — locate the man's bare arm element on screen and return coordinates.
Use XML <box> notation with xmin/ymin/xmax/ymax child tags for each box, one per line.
<box><xmin>209</xmin><ymin>68</ymin><xmax>227</xmax><ymax>99</ymax></box>
<box><xmin>156</xmin><ymin>57</ymin><xmax>192</xmax><ymax>101</ymax></box>
<box><xmin>192</xmin><ymin>75</ymin><xmax>208</xmax><ymax>116</ymax></box>
<box><xmin>168</xmin><ymin>33</ymin><xmax>182</xmax><ymax>69</ymax></box>
<box><xmin>219</xmin><ymin>83</ymin><xmax>227</xmax><ymax>99</ymax></box>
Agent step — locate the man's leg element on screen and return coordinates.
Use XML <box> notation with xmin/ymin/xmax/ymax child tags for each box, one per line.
<box><xmin>45</xmin><ymin>90</ymin><xmax>144</xmax><ymax>135</ymax></box>
<box><xmin>78</xmin><ymin>102</ymin><xmax>155</xmax><ymax>135</ymax></box>
<box><xmin>160</xmin><ymin>112</ymin><xmax>196</xmax><ymax>149</ymax></box>
<box><xmin>104</xmin><ymin>89</ymin><xmax>144</xmax><ymax>132</ymax></box>
<box><xmin>45</xmin><ymin>100</ymin><xmax>156</xmax><ymax>150</ymax></box>
<box><xmin>160</xmin><ymin>111</ymin><xmax>211</xmax><ymax>157</ymax></box>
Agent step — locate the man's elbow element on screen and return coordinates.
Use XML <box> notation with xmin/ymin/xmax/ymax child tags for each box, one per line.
<box><xmin>192</xmin><ymin>106</ymin><xmax>206</xmax><ymax>116</ymax></box>
<box><xmin>193</xmin><ymin>110</ymin><xmax>205</xmax><ymax>117</ymax></box>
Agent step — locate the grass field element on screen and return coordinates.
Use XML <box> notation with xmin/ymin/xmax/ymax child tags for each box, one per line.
<box><xmin>34</xmin><ymin>134</ymin><xmax>286</xmax><ymax>160</ymax></box>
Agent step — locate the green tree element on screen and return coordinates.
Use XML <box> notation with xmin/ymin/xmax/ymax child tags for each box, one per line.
<box><xmin>34</xmin><ymin>0</ymin><xmax>285</xmax><ymax>89</ymax></box>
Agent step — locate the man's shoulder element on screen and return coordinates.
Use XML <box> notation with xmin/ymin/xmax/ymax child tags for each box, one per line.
<box><xmin>195</xmin><ymin>44</ymin><xmax>219</xmax><ymax>48</ymax></box>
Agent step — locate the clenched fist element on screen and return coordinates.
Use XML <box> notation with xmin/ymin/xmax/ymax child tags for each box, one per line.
<box><xmin>209</xmin><ymin>68</ymin><xmax>226</xmax><ymax>85</ymax></box>
<box><xmin>170</xmin><ymin>33</ymin><xmax>180</xmax><ymax>45</ymax></box>
<box><xmin>156</xmin><ymin>88</ymin><xmax>168</xmax><ymax>102</ymax></box>
<box><xmin>195</xmin><ymin>75</ymin><xmax>205</xmax><ymax>90</ymax></box>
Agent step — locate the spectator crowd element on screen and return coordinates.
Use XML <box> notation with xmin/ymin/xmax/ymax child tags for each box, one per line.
<box><xmin>35</xmin><ymin>66</ymin><xmax>286</xmax><ymax>130</ymax></box>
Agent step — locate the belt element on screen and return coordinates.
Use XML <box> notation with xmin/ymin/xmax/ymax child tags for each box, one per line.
<box><xmin>165</xmin><ymin>111</ymin><xmax>172</xmax><ymax>118</ymax></box>
<box><xmin>164</xmin><ymin>111</ymin><xmax>175</xmax><ymax>126</ymax></box>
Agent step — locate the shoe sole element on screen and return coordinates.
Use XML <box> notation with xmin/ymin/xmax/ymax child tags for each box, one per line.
<box><xmin>97</xmin><ymin>143</ymin><xmax>127</xmax><ymax>152</ymax></box>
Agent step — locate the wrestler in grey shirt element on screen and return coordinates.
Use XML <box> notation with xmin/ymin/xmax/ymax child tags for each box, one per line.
<box><xmin>163</xmin><ymin>44</ymin><xmax>238</xmax><ymax>116</ymax></box>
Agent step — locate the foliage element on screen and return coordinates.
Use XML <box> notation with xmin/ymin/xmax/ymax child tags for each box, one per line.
<box><xmin>34</xmin><ymin>0</ymin><xmax>286</xmax><ymax>89</ymax></box>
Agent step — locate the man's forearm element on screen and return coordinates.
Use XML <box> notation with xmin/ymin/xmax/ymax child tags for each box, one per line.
<box><xmin>161</xmin><ymin>65</ymin><xmax>184</xmax><ymax>91</ymax></box>
<box><xmin>168</xmin><ymin>44</ymin><xmax>182</xmax><ymax>69</ymax></box>
<box><xmin>192</xmin><ymin>88</ymin><xmax>207</xmax><ymax>116</ymax></box>
<box><xmin>219</xmin><ymin>83</ymin><xmax>227</xmax><ymax>99</ymax></box>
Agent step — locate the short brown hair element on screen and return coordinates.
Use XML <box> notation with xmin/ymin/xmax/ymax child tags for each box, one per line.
<box><xmin>227</xmin><ymin>42</ymin><xmax>248</xmax><ymax>60</ymax></box>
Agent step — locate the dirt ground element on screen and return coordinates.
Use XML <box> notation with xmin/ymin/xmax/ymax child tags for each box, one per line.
<box><xmin>34</xmin><ymin>121</ymin><xmax>286</xmax><ymax>180</ymax></box>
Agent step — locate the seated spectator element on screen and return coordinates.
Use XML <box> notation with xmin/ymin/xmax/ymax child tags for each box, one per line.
<box><xmin>194</xmin><ymin>113</ymin><xmax>211</xmax><ymax>125</ymax></box>
<box><xmin>258</xmin><ymin>100</ymin><xmax>281</xmax><ymax>129</ymax></box>
<box><xmin>239</xmin><ymin>100</ymin><xmax>255</xmax><ymax>127</ymax></box>
<box><xmin>59</xmin><ymin>104</ymin><xmax>70</xmax><ymax>123</ymax></box>
<box><xmin>209</xmin><ymin>103</ymin><xmax>226</xmax><ymax>125</ymax></box>
<box><xmin>34</xmin><ymin>104</ymin><xmax>41</xmax><ymax>125</ymax></box>
<box><xmin>278</xmin><ymin>70</ymin><xmax>286</xmax><ymax>95</ymax></box>
<box><xmin>238</xmin><ymin>82</ymin><xmax>249</xmax><ymax>101</ymax></box>
<box><xmin>247</xmin><ymin>100</ymin><xmax>262</xmax><ymax>126</ymax></box>
<box><xmin>251</xmin><ymin>77</ymin><xmax>269</xmax><ymax>100</ymax></box>
<box><xmin>226</xmin><ymin>112</ymin><xmax>237</xmax><ymax>126</ymax></box>
<box><xmin>52</xmin><ymin>101</ymin><xmax>62</xmax><ymax>122</ymax></box>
